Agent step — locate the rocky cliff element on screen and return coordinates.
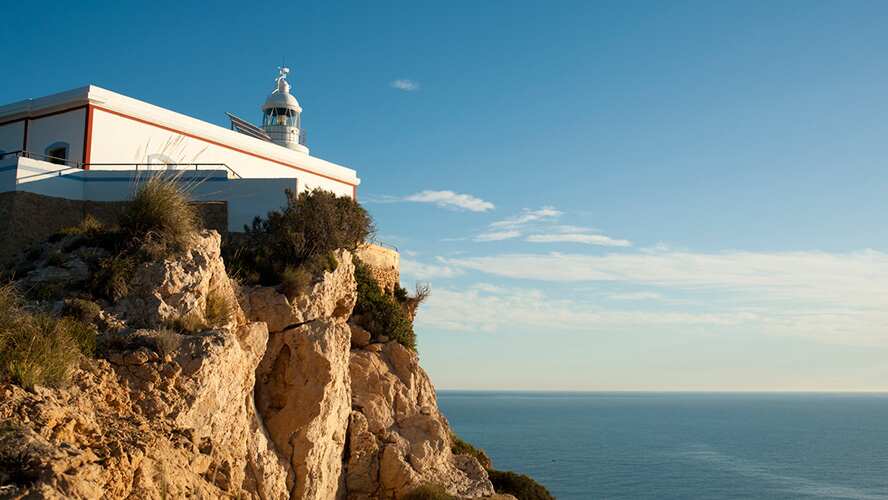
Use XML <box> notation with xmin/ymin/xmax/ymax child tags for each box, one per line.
<box><xmin>0</xmin><ymin>232</ymin><xmax>503</xmax><ymax>499</ymax></box>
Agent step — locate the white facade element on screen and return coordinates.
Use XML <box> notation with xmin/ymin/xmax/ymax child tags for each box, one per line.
<box><xmin>0</xmin><ymin>74</ymin><xmax>361</xmax><ymax>230</ymax></box>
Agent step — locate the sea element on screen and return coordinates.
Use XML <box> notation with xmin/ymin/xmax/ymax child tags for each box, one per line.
<box><xmin>437</xmin><ymin>391</ymin><xmax>888</xmax><ymax>500</ymax></box>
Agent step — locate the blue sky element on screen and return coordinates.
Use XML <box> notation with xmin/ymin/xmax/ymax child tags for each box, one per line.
<box><xmin>4</xmin><ymin>1</ymin><xmax>888</xmax><ymax>390</ymax></box>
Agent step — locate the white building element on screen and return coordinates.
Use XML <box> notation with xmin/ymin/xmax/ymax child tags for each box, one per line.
<box><xmin>0</xmin><ymin>68</ymin><xmax>360</xmax><ymax>230</ymax></box>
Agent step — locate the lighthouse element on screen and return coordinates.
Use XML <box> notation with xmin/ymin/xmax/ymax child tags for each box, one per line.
<box><xmin>261</xmin><ymin>67</ymin><xmax>308</xmax><ymax>153</ymax></box>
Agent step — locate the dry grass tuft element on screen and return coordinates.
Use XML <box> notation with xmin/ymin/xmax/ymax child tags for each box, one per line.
<box><xmin>0</xmin><ymin>285</ymin><xmax>96</xmax><ymax>389</ymax></box>
<box><xmin>204</xmin><ymin>285</ymin><xmax>235</xmax><ymax>328</ymax></box>
<box><xmin>120</xmin><ymin>175</ymin><xmax>200</xmax><ymax>257</ymax></box>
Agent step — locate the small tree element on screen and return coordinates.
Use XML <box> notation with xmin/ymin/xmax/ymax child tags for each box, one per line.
<box><xmin>227</xmin><ymin>188</ymin><xmax>374</xmax><ymax>286</ymax></box>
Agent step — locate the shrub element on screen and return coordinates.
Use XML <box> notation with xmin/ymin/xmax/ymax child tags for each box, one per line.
<box><xmin>225</xmin><ymin>188</ymin><xmax>373</xmax><ymax>286</ymax></box>
<box><xmin>45</xmin><ymin>250</ymin><xmax>66</xmax><ymax>267</ymax></box>
<box><xmin>279</xmin><ymin>266</ymin><xmax>312</xmax><ymax>300</ymax></box>
<box><xmin>403</xmin><ymin>282</ymin><xmax>431</xmax><ymax>319</ymax></box>
<box><xmin>487</xmin><ymin>469</ymin><xmax>554</xmax><ymax>500</ymax></box>
<box><xmin>0</xmin><ymin>285</ymin><xmax>94</xmax><ymax>389</ymax></box>
<box><xmin>205</xmin><ymin>286</ymin><xmax>235</xmax><ymax>328</ymax></box>
<box><xmin>61</xmin><ymin>298</ymin><xmax>102</xmax><ymax>324</ymax></box>
<box><xmin>90</xmin><ymin>254</ymin><xmax>138</xmax><ymax>301</ymax></box>
<box><xmin>23</xmin><ymin>281</ymin><xmax>67</xmax><ymax>302</ymax></box>
<box><xmin>152</xmin><ymin>328</ymin><xmax>182</xmax><ymax>358</ymax></box>
<box><xmin>59</xmin><ymin>214</ymin><xmax>106</xmax><ymax>238</ymax></box>
<box><xmin>57</xmin><ymin>317</ymin><xmax>98</xmax><ymax>357</ymax></box>
<box><xmin>119</xmin><ymin>175</ymin><xmax>199</xmax><ymax>257</ymax></box>
<box><xmin>166</xmin><ymin>309</ymin><xmax>207</xmax><ymax>335</ymax></box>
<box><xmin>402</xmin><ymin>484</ymin><xmax>456</xmax><ymax>500</ymax></box>
<box><xmin>450</xmin><ymin>433</ymin><xmax>491</xmax><ymax>469</ymax></box>
<box><xmin>353</xmin><ymin>260</ymin><xmax>415</xmax><ymax>350</ymax></box>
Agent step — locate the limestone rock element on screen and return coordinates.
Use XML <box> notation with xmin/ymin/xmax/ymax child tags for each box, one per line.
<box><xmin>255</xmin><ymin>318</ymin><xmax>352</xmax><ymax>499</ymax></box>
<box><xmin>350</xmin><ymin>322</ymin><xmax>372</xmax><ymax>348</ymax></box>
<box><xmin>3</xmin><ymin>230</ymin><xmax>505</xmax><ymax>500</ymax></box>
<box><xmin>348</xmin><ymin>342</ymin><xmax>495</xmax><ymax>499</ymax></box>
<box><xmin>114</xmin><ymin>230</ymin><xmax>243</xmax><ymax>330</ymax></box>
<box><xmin>239</xmin><ymin>249</ymin><xmax>356</xmax><ymax>332</ymax></box>
<box><xmin>0</xmin><ymin>321</ymin><xmax>286</xmax><ymax>499</ymax></box>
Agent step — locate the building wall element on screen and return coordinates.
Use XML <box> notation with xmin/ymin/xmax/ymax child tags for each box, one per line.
<box><xmin>27</xmin><ymin>108</ymin><xmax>86</xmax><ymax>164</ymax></box>
<box><xmin>0</xmin><ymin>108</ymin><xmax>86</xmax><ymax>164</ymax></box>
<box><xmin>9</xmin><ymin>157</ymin><xmax>292</xmax><ymax>231</ymax></box>
<box><xmin>89</xmin><ymin>108</ymin><xmax>355</xmax><ymax>198</ymax></box>
<box><xmin>0</xmin><ymin>120</ymin><xmax>25</xmax><ymax>155</ymax></box>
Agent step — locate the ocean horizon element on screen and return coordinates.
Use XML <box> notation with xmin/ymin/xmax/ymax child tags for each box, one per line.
<box><xmin>439</xmin><ymin>390</ymin><xmax>888</xmax><ymax>499</ymax></box>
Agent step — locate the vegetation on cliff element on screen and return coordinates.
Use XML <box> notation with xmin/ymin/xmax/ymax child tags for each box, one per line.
<box><xmin>225</xmin><ymin>188</ymin><xmax>373</xmax><ymax>291</ymax></box>
<box><xmin>450</xmin><ymin>433</ymin><xmax>555</xmax><ymax>500</ymax></box>
<box><xmin>0</xmin><ymin>181</ymin><xmax>550</xmax><ymax>498</ymax></box>
<box><xmin>0</xmin><ymin>284</ymin><xmax>96</xmax><ymax>389</ymax></box>
<box><xmin>352</xmin><ymin>259</ymin><xmax>417</xmax><ymax>349</ymax></box>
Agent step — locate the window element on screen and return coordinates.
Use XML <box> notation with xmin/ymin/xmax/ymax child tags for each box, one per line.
<box><xmin>44</xmin><ymin>142</ymin><xmax>70</xmax><ymax>165</ymax></box>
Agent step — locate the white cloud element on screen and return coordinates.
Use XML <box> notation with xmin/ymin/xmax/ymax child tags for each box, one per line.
<box><xmin>403</xmin><ymin>190</ymin><xmax>494</xmax><ymax>212</ymax></box>
<box><xmin>415</xmin><ymin>285</ymin><xmax>762</xmax><ymax>334</ymax></box>
<box><xmin>475</xmin><ymin>229</ymin><xmax>522</xmax><ymax>242</ymax></box>
<box><xmin>490</xmin><ymin>207</ymin><xmax>562</xmax><ymax>228</ymax></box>
<box><xmin>478</xmin><ymin>207</ymin><xmax>630</xmax><ymax>247</ymax></box>
<box><xmin>391</xmin><ymin>79</ymin><xmax>420</xmax><ymax>91</ymax></box>
<box><xmin>608</xmin><ymin>291</ymin><xmax>664</xmax><ymax>301</ymax></box>
<box><xmin>526</xmin><ymin>233</ymin><xmax>632</xmax><ymax>247</ymax></box>
<box><xmin>400</xmin><ymin>258</ymin><xmax>464</xmax><ymax>280</ymax></box>
<box><xmin>434</xmin><ymin>249</ymin><xmax>888</xmax><ymax>345</ymax></box>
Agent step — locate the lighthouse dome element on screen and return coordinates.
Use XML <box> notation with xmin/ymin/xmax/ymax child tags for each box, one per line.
<box><xmin>262</xmin><ymin>81</ymin><xmax>301</xmax><ymax>112</ymax></box>
<box><xmin>261</xmin><ymin>67</ymin><xmax>308</xmax><ymax>152</ymax></box>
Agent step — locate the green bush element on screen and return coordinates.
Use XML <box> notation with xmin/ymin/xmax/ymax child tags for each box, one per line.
<box><xmin>353</xmin><ymin>260</ymin><xmax>415</xmax><ymax>350</ymax></box>
<box><xmin>0</xmin><ymin>284</ymin><xmax>95</xmax><ymax>389</ymax></box>
<box><xmin>487</xmin><ymin>469</ymin><xmax>554</xmax><ymax>500</ymax></box>
<box><xmin>225</xmin><ymin>188</ymin><xmax>373</xmax><ymax>286</ymax></box>
<box><xmin>450</xmin><ymin>433</ymin><xmax>491</xmax><ymax>469</ymax></box>
<box><xmin>402</xmin><ymin>484</ymin><xmax>456</xmax><ymax>500</ymax></box>
<box><xmin>61</xmin><ymin>298</ymin><xmax>102</xmax><ymax>324</ymax></box>
<box><xmin>119</xmin><ymin>175</ymin><xmax>200</xmax><ymax>257</ymax></box>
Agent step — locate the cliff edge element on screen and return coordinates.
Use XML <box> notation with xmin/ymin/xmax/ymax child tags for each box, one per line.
<box><xmin>0</xmin><ymin>231</ymin><xmax>505</xmax><ymax>499</ymax></box>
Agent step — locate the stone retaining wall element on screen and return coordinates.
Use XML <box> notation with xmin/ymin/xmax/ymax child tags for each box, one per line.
<box><xmin>0</xmin><ymin>191</ymin><xmax>227</xmax><ymax>265</ymax></box>
<box><xmin>355</xmin><ymin>244</ymin><xmax>400</xmax><ymax>293</ymax></box>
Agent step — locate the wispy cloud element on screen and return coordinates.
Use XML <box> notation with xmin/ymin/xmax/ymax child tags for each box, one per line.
<box><xmin>476</xmin><ymin>206</ymin><xmax>630</xmax><ymax>246</ymax></box>
<box><xmin>400</xmin><ymin>258</ymin><xmax>464</xmax><ymax>280</ymax></box>
<box><xmin>403</xmin><ymin>190</ymin><xmax>494</xmax><ymax>212</ymax></box>
<box><xmin>608</xmin><ymin>291</ymin><xmax>664</xmax><ymax>301</ymax></box>
<box><xmin>526</xmin><ymin>233</ymin><xmax>632</xmax><ymax>247</ymax></box>
<box><xmin>490</xmin><ymin>207</ymin><xmax>562</xmax><ymax>228</ymax></box>
<box><xmin>415</xmin><ymin>284</ymin><xmax>761</xmax><ymax>334</ymax></box>
<box><xmin>365</xmin><ymin>190</ymin><xmax>494</xmax><ymax>212</ymax></box>
<box><xmin>474</xmin><ymin>229</ymin><xmax>522</xmax><ymax>242</ymax></box>
<box><xmin>435</xmin><ymin>249</ymin><xmax>888</xmax><ymax>344</ymax></box>
<box><xmin>391</xmin><ymin>79</ymin><xmax>420</xmax><ymax>91</ymax></box>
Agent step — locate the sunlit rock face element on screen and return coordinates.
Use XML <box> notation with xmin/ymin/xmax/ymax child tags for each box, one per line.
<box><xmin>3</xmin><ymin>241</ymin><xmax>494</xmax><ymax>499</ymax></box>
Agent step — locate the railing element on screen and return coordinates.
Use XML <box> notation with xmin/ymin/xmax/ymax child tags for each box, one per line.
<box><xmin>1</xmin><ymin>150</ymin><xmax>242</xmax><ymax>179</ymax></box>
<box><xmin>370</xmin><ymin>240</ymin><xmax>400</xmax><ymax>253</ymax></box>
<box><xmin>1</xmin><ymin>150</ymin><xmax>80</xmax><ymax>167</ymax></box>
<box><xmin>82</xmin><ymin>162</ymin><xmax>243</xmax><ymax>179</ymax></box>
